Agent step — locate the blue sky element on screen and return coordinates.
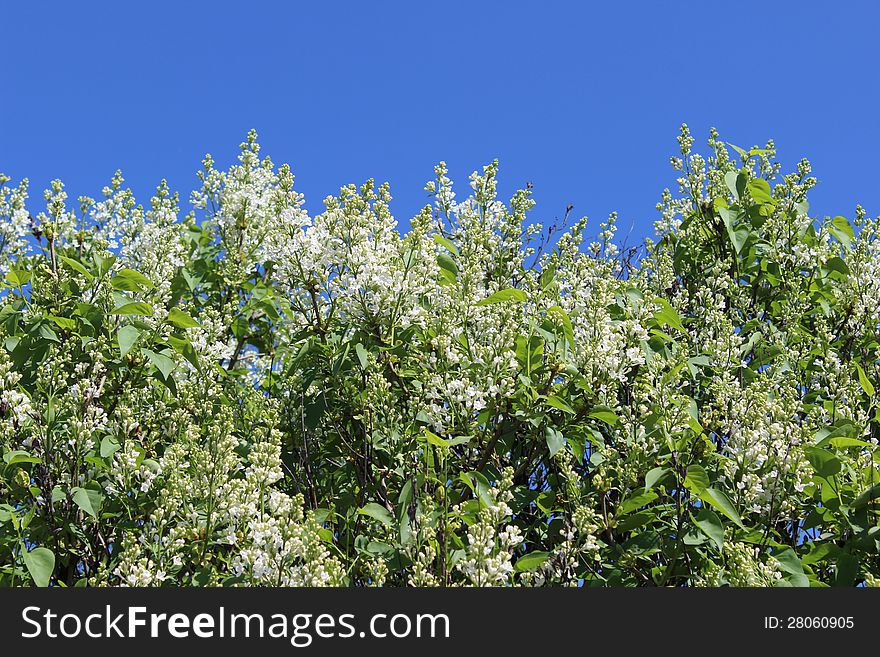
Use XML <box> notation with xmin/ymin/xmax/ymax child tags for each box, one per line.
<box><xmin>2</xmin><ymin>1</ymin><xmax>879</xmax><ymax>242</ymax></box>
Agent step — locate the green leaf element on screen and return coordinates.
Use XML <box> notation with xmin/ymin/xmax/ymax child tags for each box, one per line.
<box><xmin>683</xmin><ymin>464</ymin><xmax>710</xmax><ymax>492</ymax></box>
<box><xmin>94</xmin><ymin>253</ymin><xmax>117</xmax><ymax>277</ymax></box>
<box><xmin>433</xmin><ymin>234</ymin><xmax>459</xmax><ymax>256</ymax></box>
<box><xmin>3</xmin><ymin>450</ymin><xmax>40</xmax><ymax>465</ymax></box>
<box><xmin>834</xmin><ymin>553</ymin><xmax>858</xmax><ymax>587</ymax></box>
<box><xmin>645</xmin><ymin>467</ymin><xmax>671</xmax><ymax>491</ymax></box>
<box><xmin>111</xmin><ymin>268</ymin><xmax>155</xmax><ymax>291</ymax></box>
<box><xmin>813</xmin><ymin>424</ymin><xmax>856</xmax><ymax>447</ymax></box>
<box><xmin>459</xmin><ymin>471</ymin><xmax>494</xmax><ymax>507</ymax></box>
<box><xmin>436</xmin><ymin>253</ymin><xmax>458</xmax><ymax>284</ymax></box>
<box><xmin>727</xmin><ymin>143</ymin><xmax>748</xmax><ymax>159</ymax></box>
<box><xmin>167</xmin><ymin>307</ymin><xmax>200</xmax><ymax>329</ymax></box>
<box><xmin>50</xmin><ymin>487</ymin><xmax>65</xmax><ymax>504</ymax></box>
<box><xmin>515</xmin><ymin>334</ymin><xmax>544</xmax><ymax>370</ymax></box>
<box><xmin>533</xmin><ymin>491</ymin><xmax>555</xmax><ymax>516</ymax></box>
<box><xmin>757</xmin><ymin>202</ymin><xmax>775</xmax><ymax>218</ymax></box>
<box><xmin>37</xmin><ymin>323</ymin><xmax>59</xmax><ymax>342</ymax></box>
<box><xmin>514</xmin><ymin>551</ymin><xmax>550</xmax><ymax>572</ymax></box>
<box><xmin>546</xmin><ymin>305</ymin><xmax>574</xmax><ymax>347</ymax></box>
<box><xmin>58</xmin><ymin>256</ymin><xmax>94</xmax><ymax>280</ymax></box>
<box><xmin>142</xmin><ymin>348</ymin><xmax>175</xmax><ymax>379</ymax></box>
<box><xmin>773</xmin><ymin>548</ymin><xmax>809</xmax><ymax>587</ymax></box>
<box><xmin>142</xmin><ymin>459</ymin><xmax>160</xmax><ymax>473</ymax></box>
<box><xmin>117</xmin><ymin>325</ymin><xmax>141</xmax><ymax>358</ymax></box>
<box><xmin>424</xmin><ymin>429</ymin><xmax>449</xmax><ymax>449</ymax></box>
<box><xmin>802</xmin><ymin>542</ymin><xmax>839</xmax><ymax>565</ymax></box>
<box><xmin>747</xmin><ymin>178</ymin><xmax>773</xmax><ymax>204</ymax></box>
<box><xmin>652</xmin><ymin>298</ymin><xmax>685</xmax><ymax>333</ymax></box>
<box><xmin>355</xmin><ymin>343</ymin><xmax>369</xmax><ymax>369</ymax></box>
<box><xmin>476</xmin><ymin>288</ymin><xmax>527</xmax><ymax>306</ymax></box>
<box><xmin>545</xmin><ymin>395</ymin><xmax>575</xmax><ymax>415</ymax></box>
<box><xmin>588</xmin><ymin>406</ymin><xmax>619</xmax><ymax>426</ymax></box>
<box><xmin>720</xmin><ymin>209</ymin><xmax>751</xmax><ymax>254</ymax></box>
<box><xmin>358</xmin><ymin>502</ymin><xmax>394</xmax><ymax>528</ymax></box>
<box><xmin>828</xmin><ymin>437</ymin><xmax>872</xmax><ymax>449</ymax></box>
<box><xmin>723</xmin><ymin>171</ymin><xmax>740</xmax><ymax>199</ymax></box>
<box><xmin>804</xmin><ymin>447</ymin><xmax>841</xmax><ymax>478</ymax></box>
<box><xmin>47</xmin><ymin>315</ymin><xmax>76</xmax><ymax>330</ymax></box>
<box><xmin>170</xmin><ymin>333</ymin><xmax>206</xmax><ymax>365</ymax></box>
<box><xmin>5</xmin><ymin>269</ymin><xmax>32</xmax><ymax>287</ymax></box>
<box><xmin>854</xmin><ymin>484</ymin><xmax>880</xmax><ymax>509</ymax></box>
<box><xmin>23</xmin><ymin>547</ymin><xmax>55</xmax><ymax>587</ymax></box>
<box><xmin>856</xmin><ymin>364</ymin><xmax>875</xmax><ymax>398</ymax></box>
<box><xmin>72</xmin><ymin>487</ymin><xmax>103</xmax><ymax>518</ymax></box>
<box><xmin>544</xmin><ymin>426</ymin><xmax>564</xmax><ymax>458</ymax></box>
<box><xmin>110</xmin><ymin>302</ymin><xmax>154</xmax><ymax>316</ymax></box>
<box><xmin>829</xmin><ymin>215</ymin><xmax>854</xmax><ymax>246</ymax></box>
<box><xmin>100</xmin><ymin>435</ymin><xmax>121</xmax><ymax>458</ymax></box>
<box><xmin>824</xmin><ymin>256</ymin><xmax>849</xmax><ymax>278</ymax></box>
<box><xmin>617</xmin><ymin>510</ymin><xmax>652</xmax><ymax>533</ymax></box>
<box><xmin>693</xmin><ymin>508</ymin><xmax>724</xmax><ymax>552</ymax></box>
<box><xmin>698</xmin><ymin>487</ymin><xmax>744</xmax><ymax>529</ymax></box>
<box><xmin>618</xmin><ymin>490</ymin><xmax>659</xmax><ymax>516</ymax></box>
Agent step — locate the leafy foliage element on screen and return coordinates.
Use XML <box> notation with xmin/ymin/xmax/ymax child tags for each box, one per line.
<box><xmin>1</xmin><ymin>127</ymin><xmax>879</xmax><ymax>587</ymax></box>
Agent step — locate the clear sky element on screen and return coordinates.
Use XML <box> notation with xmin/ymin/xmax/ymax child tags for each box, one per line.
<box><xmin>2</xmin><ymin>1</ymin><xmax>879</xmax><ymax>242</ymax></box>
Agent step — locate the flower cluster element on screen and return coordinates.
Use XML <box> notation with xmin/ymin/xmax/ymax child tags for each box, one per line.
<box><xmin>1</xmin><ymin>126</ymin><xmax>878</xmax><ymax>587</ymax></box>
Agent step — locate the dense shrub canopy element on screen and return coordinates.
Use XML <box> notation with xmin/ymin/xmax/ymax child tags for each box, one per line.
<box><xmin>1</xmin><ymin>126</ymin><xmax>879</xmax><ymax>587</ymax></box>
